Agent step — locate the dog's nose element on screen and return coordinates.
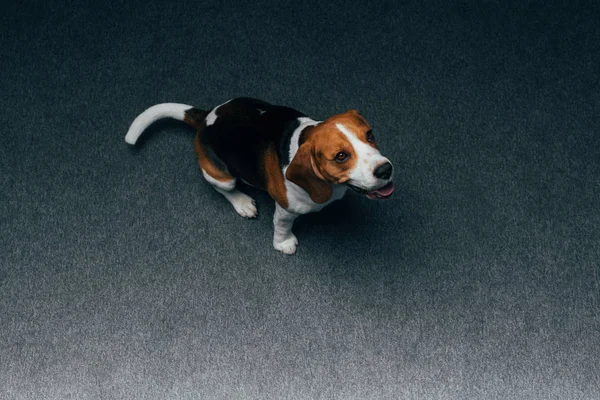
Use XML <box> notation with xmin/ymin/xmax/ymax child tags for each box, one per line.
<box><xmin>374</xmin><ymin>162</ymin><xmax>393</xmax><ymax>180</ymax></box>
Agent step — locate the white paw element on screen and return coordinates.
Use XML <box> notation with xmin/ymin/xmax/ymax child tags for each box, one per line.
<box><xmin>231</xmin><ymin>193</ymin><xmax>257</xmax><ymax>219</ymax></box>
<box><xmin>273</xmin><ymin>235</ymin><xmax>298</xmax><ymax>255</ymax></box>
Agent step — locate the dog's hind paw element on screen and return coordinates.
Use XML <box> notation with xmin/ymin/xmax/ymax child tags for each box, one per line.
<box><xmin>231</xmin><ymin>193</ymin><xmax>258</xmax><ymax>219</ymax></box>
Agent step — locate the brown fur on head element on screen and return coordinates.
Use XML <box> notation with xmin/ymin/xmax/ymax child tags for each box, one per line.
<box><xmin>285</xmin><ymin>110</ymin><xmax>378</xmax><ymax>203</ymax></box>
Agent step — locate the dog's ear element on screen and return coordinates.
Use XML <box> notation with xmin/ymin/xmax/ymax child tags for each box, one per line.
<box><xmin>286</xmin><ymin>141</ymin><xmax>333</xmax><ymax>204</ymax></box>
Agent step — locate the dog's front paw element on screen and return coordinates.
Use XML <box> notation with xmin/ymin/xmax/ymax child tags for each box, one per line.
<box><xmin>274</xmin><ymin>235</ymin><xmax>298</xmax><ymax>255</ymax></box>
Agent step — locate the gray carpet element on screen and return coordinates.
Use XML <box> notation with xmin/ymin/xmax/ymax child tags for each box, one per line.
<box><xmin>1</xmin><ymin>0</ymin><xmax>599</xmax><ymax>399</ymax></box>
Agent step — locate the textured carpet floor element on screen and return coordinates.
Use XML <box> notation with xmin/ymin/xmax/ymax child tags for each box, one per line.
<box><xmin>1</xmin><ymin>0</ymin><xmax>599</xmax><ymax>399</ymax></box>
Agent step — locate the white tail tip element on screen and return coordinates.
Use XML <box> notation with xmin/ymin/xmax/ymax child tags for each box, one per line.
<box><xmin>125</xmin><ymin>103</ymin><xmax>193</xmax><ymax>145</ymax></box>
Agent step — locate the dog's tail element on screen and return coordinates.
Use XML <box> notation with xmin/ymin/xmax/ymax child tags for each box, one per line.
<box><xmin>125</xmin><ymin>103</ymin><xmax>208</xmax><ymax>145</ymax></box>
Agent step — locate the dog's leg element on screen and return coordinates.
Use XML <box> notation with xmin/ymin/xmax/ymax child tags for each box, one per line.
<box><xmin>273</xmin><ymin>203</ymin><xmax>299</xmax><ymax>255</ymax></box>
<box><xmin>201</xmin><ymin>170</ymin><xmax>257</xmax><ymax>218</ymax></box>
<box><xmin>195</xmin><ymin>133</ymin><xmax>257</xmax><ymax>219</ymax></box>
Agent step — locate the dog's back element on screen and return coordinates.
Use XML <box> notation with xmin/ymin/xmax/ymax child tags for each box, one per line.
<box><xmin>195</xmin><ymin>97</ymin><xmax>306</xmax><ymax>189</ymax></box>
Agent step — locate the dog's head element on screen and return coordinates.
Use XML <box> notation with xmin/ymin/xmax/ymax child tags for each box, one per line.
<box><xmin>286</xmin><ymin>110</ymin><xmax>394</xmax><ymax>203</ymax></box>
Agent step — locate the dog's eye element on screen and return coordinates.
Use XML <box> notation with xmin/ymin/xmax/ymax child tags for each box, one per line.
<box><xmin>335</xmin><ymin>152</ymin><xmax>349</xmax><ymax>162</ymax></box>
<box><xmin>366</xmin><ymin>130</ymin><xmax>375</xmax><ymax>143</ymax></box>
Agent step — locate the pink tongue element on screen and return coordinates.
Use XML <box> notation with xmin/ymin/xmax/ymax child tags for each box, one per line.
<box><xmin>368</xmin><ymin>182</ymin><xmax>395</xmax><ymax>197</ymax></box>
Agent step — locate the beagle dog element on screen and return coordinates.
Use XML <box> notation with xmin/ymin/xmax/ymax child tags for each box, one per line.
<box><xmin>125</xmin><ymin>98</ymin><xmax>394</xmax><ymax>254</ymax></box>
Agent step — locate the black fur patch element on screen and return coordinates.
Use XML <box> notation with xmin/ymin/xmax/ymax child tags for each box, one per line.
<box><xmin>200</xmin><ymin>98</ymin><xmax>306</xmax><ymax>190</ymax></box>
<box><xmin>184</xmin><ymin>107</ymin><xmax>208</xmax><ymax>129</ymax></box>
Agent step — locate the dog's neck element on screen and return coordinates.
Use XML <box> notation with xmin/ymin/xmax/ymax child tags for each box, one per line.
<box><xmin>287</xmin><ymin>117</ymin><xmax>319</xmax><ymax>166</ymax></box>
